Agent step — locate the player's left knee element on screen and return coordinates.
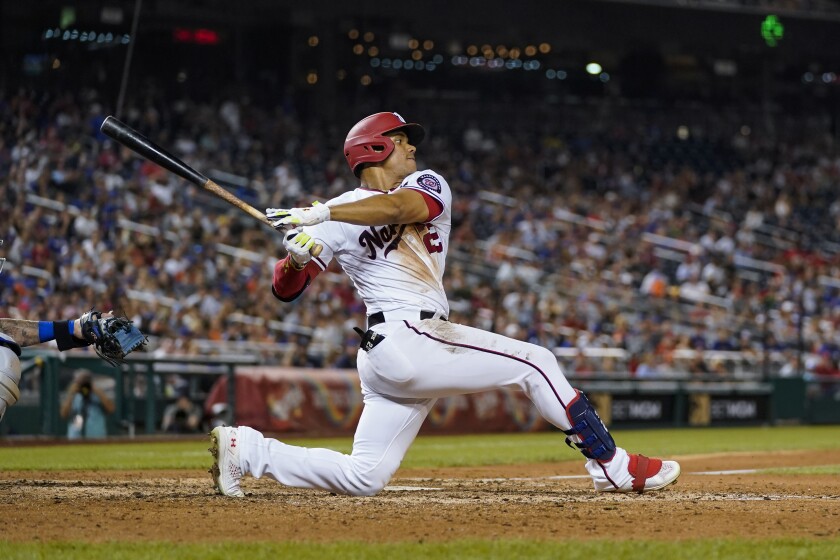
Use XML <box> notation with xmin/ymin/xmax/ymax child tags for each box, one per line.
<box><xmin>348</xmin><ymin>476</ymin><xmax>388</xmax><ymax>497</ymax></box>
<box><xmin>351</xmin><ymin>481</ymin><xmax>387</xmax><ymax>497</ymax></box>
<box><xmin>349</xmin><ymin>460</ymin><xmax>398</xmax><ymax>496</ymax></box>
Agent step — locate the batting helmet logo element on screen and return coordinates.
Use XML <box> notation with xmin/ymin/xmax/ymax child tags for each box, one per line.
<box><xmin>344</xmin><ymin>112</ymin><xmax>425</xmax><ymax>177</ymax></box>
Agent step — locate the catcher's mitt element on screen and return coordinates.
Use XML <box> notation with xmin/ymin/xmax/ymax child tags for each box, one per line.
<box><xmin>80</xmin><ymin>311</ymin><xmax>148</xmax><ymax>367</ymax></box>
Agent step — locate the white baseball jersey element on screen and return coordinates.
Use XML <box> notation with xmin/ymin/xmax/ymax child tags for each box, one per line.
<box><xmin>304</xmin><ymin>169</ymin><xmax>452</xmax><ymax>316</ymax></box>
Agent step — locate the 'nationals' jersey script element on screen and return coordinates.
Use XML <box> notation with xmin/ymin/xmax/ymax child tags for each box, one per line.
<box><xmin>304</xmin><ymin>169</ymin><xmax>452</xmax><ymax>316</ymax></box>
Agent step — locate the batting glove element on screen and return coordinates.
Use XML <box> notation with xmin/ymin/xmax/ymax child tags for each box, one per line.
<box><xmin>266</xmin><ymin>202</ymin><xmax>330</xmax><ymax>228</ymax></box>
<box><xmin>283</xmin><ymin>228</ymin><xmax>316</xmax><ymax>269</ymax></box>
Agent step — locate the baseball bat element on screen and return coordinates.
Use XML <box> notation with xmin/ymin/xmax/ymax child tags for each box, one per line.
<box><xmin>100</xmin><ymin>116</ymin><xmax>322</xmax><ymax>257</ymax></box>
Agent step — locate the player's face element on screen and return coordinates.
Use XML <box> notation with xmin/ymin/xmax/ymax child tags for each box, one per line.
<box><xmin>383</xmin><ymin>131</ymin><xmax>417</xmax><ymax>178</ymax></box>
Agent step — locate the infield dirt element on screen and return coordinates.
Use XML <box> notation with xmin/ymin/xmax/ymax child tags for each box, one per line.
<box><xmin>2</xmin><ymin>449</ymin><xmax>839</xmax><ymax>543</ymax></box>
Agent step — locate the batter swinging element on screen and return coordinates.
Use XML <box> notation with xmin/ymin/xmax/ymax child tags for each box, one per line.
<box><xmin>209</xmin><ymin>112</ymin><xmax>680</xmax><ymax>497</ymax></box>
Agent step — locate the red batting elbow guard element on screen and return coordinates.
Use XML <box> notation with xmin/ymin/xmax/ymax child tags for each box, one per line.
<box><xmin>272</xmin><ymin>256</ymin><xmax>321</xmax><ymax>302</ymax></box>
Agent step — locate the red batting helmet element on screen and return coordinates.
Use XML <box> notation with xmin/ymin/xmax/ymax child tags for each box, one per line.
<box><xmin>344</xmin><ymin>112</ymin><xmax>425</xmax><ymax>177</ymax></box>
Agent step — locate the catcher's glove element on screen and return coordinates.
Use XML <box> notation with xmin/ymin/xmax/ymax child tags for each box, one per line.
<box><xmin>80</xmin><ymin>311</ymin><xmax>148</xmax><ymax>367</ymax></box>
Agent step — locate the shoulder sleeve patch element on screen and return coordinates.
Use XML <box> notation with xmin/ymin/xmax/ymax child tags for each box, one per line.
<box><xmin>415</xmin><ymin>173</ymin><xmax>442</xmax><ymax>194</ymax></box>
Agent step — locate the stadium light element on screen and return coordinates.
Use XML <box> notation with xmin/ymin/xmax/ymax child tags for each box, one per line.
<box><xmin>761</xmin><ymin>15</ymin><xmax>784</xmax><ymax>47</ymax></box>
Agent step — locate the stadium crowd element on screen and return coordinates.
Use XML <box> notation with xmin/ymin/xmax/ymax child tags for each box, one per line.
<box><xmin>2</xmin><ymin>87</ymin><xmax>840</xmax><ymax>381</ymax></box>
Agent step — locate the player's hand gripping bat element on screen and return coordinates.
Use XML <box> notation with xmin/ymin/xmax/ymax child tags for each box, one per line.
<box><xmin>100</xmin><ymin>116</ymin><xmax>322</xmax><ymax>256</ymax></box>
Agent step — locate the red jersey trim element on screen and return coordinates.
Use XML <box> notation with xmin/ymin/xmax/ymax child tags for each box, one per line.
<box><xmin>413</xmin><ymin>189</ymin><xmax>444</xmax><ymax>221</ymax></box>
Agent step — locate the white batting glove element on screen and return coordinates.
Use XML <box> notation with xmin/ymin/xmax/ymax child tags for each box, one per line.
<box><xmin>266</xmin><ymin>202</ymin><xmax>330</xmax><ymax>228</ymax></box>
<box><xmin>283</xmin><ymin>228</ymin><xmax>316</xmax><ymax>269</ymax></box>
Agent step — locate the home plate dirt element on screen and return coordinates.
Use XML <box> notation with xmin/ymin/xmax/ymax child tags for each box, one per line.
<box><xmin>2</xmin><ymin>450</ymin><xmax>839</xmax><ymax>543</ymax></box>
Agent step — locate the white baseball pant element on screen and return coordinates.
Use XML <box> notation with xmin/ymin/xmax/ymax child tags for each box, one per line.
<box><xmin>237</xmin><ymin>318</ymin><xmax>632</xmax><ymax>495</ymax></box>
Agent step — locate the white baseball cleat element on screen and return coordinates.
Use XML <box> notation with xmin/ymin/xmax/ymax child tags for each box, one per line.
<box><xmin>598</xmin><ymin>454</ymin><xmax>681</xmax><ymax>493</ymax></box>
<box><xmin>209</xmin><ymin>426</ymin><xmax>244</xmax><ymax>497</ymax></box>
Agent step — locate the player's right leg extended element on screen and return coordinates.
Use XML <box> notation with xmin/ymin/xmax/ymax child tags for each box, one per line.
<box><xmin>209</xmin><ymin>393</ymin><xmax>434</xmax><ymax>497</ymax></box>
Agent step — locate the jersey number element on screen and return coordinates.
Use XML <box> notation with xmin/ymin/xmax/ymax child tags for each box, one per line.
<box><xmin>423</xmin><ymin>226</ymin><xmax>443</xmax><ymax>254</ymax></box>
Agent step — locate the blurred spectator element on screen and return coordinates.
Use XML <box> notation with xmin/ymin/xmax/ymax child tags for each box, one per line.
<box><xmin>640</xmin><ymin>267</ymin><xmax>669</xmax><ymax>298</ymax></box>
<box><xmin>809</xmin><ymin>351</ymin><xmax>839</xmax><ymax>378</ymax></box>
<box><xmin>161</xmin><ymin>390</ymin><xmax>203</xmax><ymax>433</ymax></box>
<box><xmin>59</xmin><ymin>370</ymin><xmax>115</xmax><ymax>439</ymax></box>
<box><xmin>206</xmin><ymin>402</ymin><xmax>232</xmax><ymax>431</ymax></box>
<box><xmin>688</xmin><ymin>354</ymin><xmax>711</xmax><ymax>377</ymax></box>
<box><xmin>777</xmin><ymin>351</ymin><xmax>801</xmax><ymax>378</ymax></box>
<box><xmin>281</xmin><ymin>336</ymin><xmax>322</xmax><ymax>368</ymax></box>
<box><xmin>634</xmin><ymin>353</ymin><xmax>660</xmax><ymax>378</ymax></box>
<box><xmin>804</xmin><ymin>350</ymin><xmax>840</xmax><ymax>399</ymax></box>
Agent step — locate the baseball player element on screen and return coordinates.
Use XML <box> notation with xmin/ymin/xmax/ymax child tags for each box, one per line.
<box><xmin>209</xmin><ymin>112</ymin><xmax>680</xmax><ymax>497</ymax></box>
<box><xmin>1</xmin><ymin>311</ymin><xmax>146</xmax><ymax>422</ymax></box>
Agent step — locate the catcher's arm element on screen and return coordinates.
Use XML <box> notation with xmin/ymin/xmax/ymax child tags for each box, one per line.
<box><xmin>0</xmin><ymin>310</ymin><xmax>147</xmax><ymax>366</ymax></box>
<box><xmin>0</xmin><ymin>318</ymin><xmax>88</xmax><ymax>347</ymax></box>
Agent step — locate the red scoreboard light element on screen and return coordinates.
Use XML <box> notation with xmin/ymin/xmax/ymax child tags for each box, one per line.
<box><xmin>173</xmin><ymin>28</ymin><xmax>220</xmax><ymax>45</ymax></box>
<box><xmin>193</xmin><ymin>29</ymin><xmax>219</xmax><ymax>44</ymax></box>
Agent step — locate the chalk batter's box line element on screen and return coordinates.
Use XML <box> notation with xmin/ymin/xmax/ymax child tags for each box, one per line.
<box><xmin>401</xmin><ymin>469</ymin><xmax>760</xmax><ymax>485</ymax></box>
